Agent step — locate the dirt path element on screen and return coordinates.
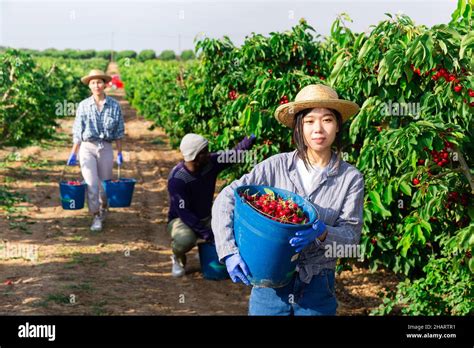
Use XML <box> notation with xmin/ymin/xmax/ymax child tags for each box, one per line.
<box><xmin>0</xmin><ymin>63</ymin><xmax>399</xmax><ymax>315</ymax></box>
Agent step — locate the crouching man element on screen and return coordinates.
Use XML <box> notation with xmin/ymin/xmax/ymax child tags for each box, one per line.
<box><xmin>167</xmin><ymin>133</ymin><xmax>255</xmax><ymax>277</ymax></box>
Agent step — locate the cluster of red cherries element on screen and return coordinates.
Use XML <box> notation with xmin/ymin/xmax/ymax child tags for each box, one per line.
<box><xmin>228</xmin><ymin>90</ymin><xmax>238</xmax><ymax>100</ymax></box>
<box><xmin>240</xmin><ymin>191</ymin><xmax>309</xmax><ymax>224</ymax></box>
<box><xmin>279</xmin><ymin>95</ymin><xmax>289</xmax><ymax>104</ymax></box>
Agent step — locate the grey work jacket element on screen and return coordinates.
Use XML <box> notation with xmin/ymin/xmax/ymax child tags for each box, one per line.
<box><xmin>211</xmin><ymin>150</ymin><xmax>365</xmax><ymax>283</ymax></box>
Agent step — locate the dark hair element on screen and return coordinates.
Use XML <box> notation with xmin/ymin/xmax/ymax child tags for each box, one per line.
<box><xmin>292</xmin><ymin>108</ymin><xmax>343</xmax><ymax>170</ymax></box>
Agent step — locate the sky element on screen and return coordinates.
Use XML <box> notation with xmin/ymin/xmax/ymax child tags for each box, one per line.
<box><xmin>0</xmin><ymin>0</ymin><xmax>458</xmax><ymax>54</ymax></box>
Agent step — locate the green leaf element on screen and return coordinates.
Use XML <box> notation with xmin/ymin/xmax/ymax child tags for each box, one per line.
<box><xmin>414</xmin><ymin>225</ymin><xmax>425</xmax><ymax>244</ymax></box>
<box><xmin>330</xmin><ymin>56</ymin><xmax>345</xmax><ymax>82</ymax></box>
<box><xmin>383</xmin><ymin>183</ymin><xmax>393</xmax><ymax>205</ymax></box>
<box><xmin>400</xmin><ymin>235</ymin><xmax>412</xmax><ymax>258</ymax></box>
<box><xmin>460</xmin><ymin>32</ymin><xmax>474</xmax><ymax>59</ymax></box>
<box><xmin>369</xmin><ymin>190</ymin><xmax>392</xmax><ymax>218</ymax></box>
<box><xmin>468</xmin><ymin>206</ymin><xmax>474</xmax><ymax>221</ymax></box>
<box><xmin>263</xmin><ymin>188</ymin><xmax>275</xmax><ymax>197</ymax></box>
<box><xmin>358</xmin><ymin>40</ymin><xmax>371</xmax><ymax>61</ymax></box>
<box><xmin>410</xmin><ymin>150</ymin><xmax>418</xmax><ymax>171</ymax></box>
<box><xmin>400</xmin><ymin>182</ymin><xmax>412</xmax><ymax>196</ymax></box>
<box><xmin>438</xmin><ymin>40</ymin><xmax>448</xmax><ymax>54</ymax></box>
<box><xmin>419</xmin><ymin>219</ymin><xmax>432</xmax><ymax>234</ymax></box>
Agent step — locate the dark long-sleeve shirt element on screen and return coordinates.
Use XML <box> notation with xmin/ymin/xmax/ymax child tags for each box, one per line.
<box><xmin>167</xmin><ymin>137</ymin><xmax>254</xmax><ymax>239</ymax></box>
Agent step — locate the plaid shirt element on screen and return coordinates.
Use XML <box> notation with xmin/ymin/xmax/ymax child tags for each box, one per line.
<box><xmin>211</xmin><ymin>150</ymin><xmax>365</xmax><ymax>284</ymax></box>
<box><xmin>73</xmin><ymin>95</ymin><xmax>124</xmax><ymax>144</ymax></box>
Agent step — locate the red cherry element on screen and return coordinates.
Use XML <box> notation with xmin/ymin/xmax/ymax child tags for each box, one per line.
<box><xmin>448</xmin><ymin>192</ymin><xmax>459</xmax><ymax>201</ymax></box>
<box><xmin>418</xmin><ymin>159</ymin><xmax>425</xmax><ymax>165</ymax></box>
<box><xmin>412</xmin><ymin>178</ymin><xmax>420</xmax><ymax>185</ymax></box>
<box><xmin>370</xmin><ymin>238</ymin><xmax>377</xmax><ymax>245</ymax></box>
<box><xmin>454</xmin><ymin>85</ymin><xmax>463</xmax><ymax>93</ymax></box>
<box><xmin>448</xmin><ymin>75</ymin><xmax>456</xmax><ymax>82</ymax></box>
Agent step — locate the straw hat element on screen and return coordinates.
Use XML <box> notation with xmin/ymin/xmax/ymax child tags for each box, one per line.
<box><xmin>274</xmin><ymin>84</ymin><xmax>360</xmax><ymax>128</ymax></box>
<box><xmin>81</xmin><ymin>69</ymin><xmax>112</xmax><ymax>85</ymax></box>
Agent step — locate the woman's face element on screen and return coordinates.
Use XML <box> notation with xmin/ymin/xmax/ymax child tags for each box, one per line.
<box><xmin>89</xmin><ymin>78</ymin><xmax>106</xmax><ymax>96</ymax></box>
<box><xmin>302</xmin><ymin>108</ymin><xmax>339</xmax><ymax>152</ymax></box>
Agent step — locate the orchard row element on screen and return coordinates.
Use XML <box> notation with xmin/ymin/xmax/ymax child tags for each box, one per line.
<box><xmin>121</xmin><ymin>1</ymin><xmax>473</xmax><ymax>315</ymax></box>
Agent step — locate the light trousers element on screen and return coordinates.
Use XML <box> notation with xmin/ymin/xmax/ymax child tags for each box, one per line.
<box><xmin>79</xmin><ymin>141</ymin><xmax>113</xmax><ymax>215</ymax></box>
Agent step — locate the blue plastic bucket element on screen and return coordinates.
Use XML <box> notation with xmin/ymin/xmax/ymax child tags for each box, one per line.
<box><xmin>59</xmin><ymin>181</ymin><xmax>86</xmax><ymax>210</ymax></box>
<box><xmin>102</xmin><ymin>178</ymin><xmax>136</xmax><ymax>207</ymax></box>
<box><xmin>198</xmin><ymin>242</ymin><xmax>229</xmax><ymax>280</ymax></box>
<box><xmin>233</xmin><ymin>185</ymin><xmax>318</xmax><ymax>288</ymax></box>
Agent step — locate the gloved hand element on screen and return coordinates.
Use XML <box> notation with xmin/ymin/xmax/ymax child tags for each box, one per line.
<box><xmin>224</xmin><ymin>253</ymin><xmax>251</xmax><ymax>286</ymax></box>
<box><xmin>241</xmin><ymin>134</ymin><xmax>256</xmax><ymax>149</ymax></box>
<box><xmin>289</xmin><ymin>219</ymin><xmax>327</xmax><ymax>252</ymax></box>
<box><xmin>66</xmin><ymin>153</ymin><xmax>77</xmax><ymax>166</ymax></box>
<box><xmin>117</xmin><ymin>152</ymin><xmax>123</xmax><ymax>166</ymax></box>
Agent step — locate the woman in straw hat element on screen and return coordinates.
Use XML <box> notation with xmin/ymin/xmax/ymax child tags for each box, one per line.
<box><xmin>212</xmin><ymin>84</ymin><xmax>364</xmax><ymax>315</ymax></box>
<box><xmin>66</xmin><ymin>69</ymin><xmax>125</xmax><ymax>232</ymax></box>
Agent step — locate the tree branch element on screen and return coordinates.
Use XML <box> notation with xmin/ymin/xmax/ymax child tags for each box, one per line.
<box><xmin>455</xmin><ymin>146</ymin><xmax>474</xmax><ymax>194</ymax></box>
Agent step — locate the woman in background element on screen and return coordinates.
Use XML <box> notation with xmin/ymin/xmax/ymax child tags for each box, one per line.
<box><xmin>67</xmin><ymin>69</ymin><xmax>125</xmax><ymax>232</ymax></box>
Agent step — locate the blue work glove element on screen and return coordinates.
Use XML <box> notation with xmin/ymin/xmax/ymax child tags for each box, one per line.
<box><xmin>289</xmin><ymin>219</ymin><xmax>327</xmax><ymax>252</ymax></box>
<box><xmin>66</xmin><ymin>153</ymin><xmax>77</xmax><ymax>166</ymax></box>
<box><xmin>224</xmin><ymin>253</ymin><xmax>251</xmax><ymax>286</ymax></box>
<box><xmin>117</xmin><ymin>152</ymin><xmax>123</xmax><ymax>166</ymax></box>
<box><xmin>241</xmin><ymin>134</ymin><xmax>256</xmax><ymax>149</ymax></box>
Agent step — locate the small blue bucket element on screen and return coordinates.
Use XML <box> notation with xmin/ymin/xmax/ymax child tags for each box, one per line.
<box><xmin>59</xmin><ymin>181</ymin><xmax>86</xmax><ymax>210</ymax></box>
<box><xmin>233</xmin><ymin>185</ymin><xmax>318</xmax><ymax>288</ymax></box>
<box><xmin>198</xmin><ymin>242</ymin><xmax>229</xmax><ymax>280</ymax></box>
<box><xmin>102</xmin><ymin>178</ymin><xmax>136</xmax><ymax>207</ymax></box>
